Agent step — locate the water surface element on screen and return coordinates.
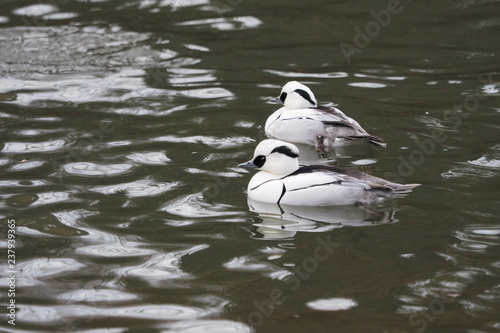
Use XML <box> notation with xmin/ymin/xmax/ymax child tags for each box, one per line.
<box><xmin>0</xmin><ymin>0</ymin><xmax>499</xmax><ymax>332</ymax></box>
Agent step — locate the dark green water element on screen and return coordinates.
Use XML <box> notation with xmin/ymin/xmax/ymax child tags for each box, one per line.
<box><xmin>1</xmin><ymin>0</ymin><xmax>499</xmax><ymax>332</ymax></box>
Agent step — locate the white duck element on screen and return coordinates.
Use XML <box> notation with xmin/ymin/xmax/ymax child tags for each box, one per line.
<box><xmin>238</xmin><ymin>139</ymin><xmax>419</xmax><ymax>206</ymax></box>
<box><xmin>265</xmin><ymin>81</ymin><xmax>386</xmax><ymax>151</ymax></box>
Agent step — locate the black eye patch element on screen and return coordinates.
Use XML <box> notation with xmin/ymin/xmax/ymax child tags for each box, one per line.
<box><xmin>253</xmin><ymin>155</ymin><xmax>266</xmax><ymax>168</ymax></box>
<box><xmin>294</xmin><ymin>88</ymin><xmax>316</xmax><ymax>106</ymax></box>
<box><xmin>279</xmin><ymin>92</ymin><xmax>287</xmax><ymax>104</ymax></box>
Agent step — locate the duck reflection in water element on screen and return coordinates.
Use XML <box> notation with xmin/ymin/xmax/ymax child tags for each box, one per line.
<box><xmin>245</xmin><ymin>198</ymin><xmax>400</xmax><ymax>240</ymax></box>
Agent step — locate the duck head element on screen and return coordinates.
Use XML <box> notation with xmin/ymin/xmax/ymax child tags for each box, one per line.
<box><xmin>238</xmin><ymin>139</ymin><xmax>300</xmax><ymax>176</ymax></box>
<box><xmin>270</xmin><ymin>81</ymin><xmax>317</xmax><ymax>109</ymax></box>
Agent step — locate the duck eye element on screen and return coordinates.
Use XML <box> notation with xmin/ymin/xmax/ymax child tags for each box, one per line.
<box><xmin>279</xmin><ymin>92</ymin><xmax>287</xmax><ymax>104</ymax></box>
<box><xmin>253</xmin><ymin>155</ymin><xmax>266</xmax><ymax>168</ymax></box>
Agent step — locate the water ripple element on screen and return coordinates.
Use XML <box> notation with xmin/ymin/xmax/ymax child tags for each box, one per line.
<box><xmin>111</xmin><ymin>245</ymin><xmax>209</xmax><ymax>284</ymax></box>
<box><xmin>178</xmin><ymin>87</ymin><xmax>234</xmax><ymax>99</ymax></box>
<box><xmin>142</xmin><ymin>0</ymin><xmax>211</xmax><ymax>10</ymax></box>
<box><xmin>160</xmin><ymin>192</ymin><xmax>238</xmax><ymax>218</ymax></box>
<box><xmin>176</xmin><ymin>16</ymin><xmax>262</xmax><ymax>30</ymax></box>
<box><xmin>17</xmin><ymin>303</ymin><xmax>217</xmax><ymax>323</ymax></box>
<box><xmin>0</xmin><ymin>26</ymin><xmax>155</xmax><ymax>73</ymax></box>
<box><xmin>89</xmin><ymin>179</ymin><xmax>179</xmax><ymax>198</ymax></box>
<box><xmin>116</xmin><ymin>104</ymin><xmax>188</xmax><ymax>116</ymax></box>
<box><xmin>0</xmin><ymin>179</ymin><xmax>48</xmax><ymax>188</ymax></box>
<box><xmin>0</xmin><ymin>26</ymin><xmax>178</xmax><ymax>105</ymax></box>
<box><xmin>58</xmin><ymin>289</ymin><xmax>139</xmax><ymax>303</ymax></box>
<box><xmin>53</xmin><ymin>209</ymin><xmax>96</xmax><ymax>228</ymax></box>
<box><xmin>453</xmin><ymin>225</ymin><xmax>500</xmax><ymax>253</ymax></box>
<box><xmin>153</xmin><ymin>135</ymin><xmax>254</xmax><ymax>148</ymax></box>
<box><xmin>30</xmin><ymin>191</ymin><xmax>75</xmax><ymax>207</ymax></box>
<box><xmin>407</xmin><ymin>268</ymin><xmax>489</xmax><ymax>301</ymax></box>
<box><xmin>306</xmin><ymin>298</ymin><xmax>358</xmax><ymax>311</ymax></box>
<box><xmin>223</xmin><ymin>256</ymin><xmax>276</xmax><ymax>272</ymax></box>
<box><xmin>63</xmin><ymin>162</ymin><xmax>134</xmax><ymax>177</ymax></box>
<box><xmin>468</xmin><ymin>156</ymin><xmax>500</xmax><ymax>169</ymax></box>
<box><xmin>54</xmin><ymin>217</ymin><xmax>160</xmax><ymax>259</ymax></box>
<box><xmin>185</xmin><ymin>167</ymin><xmax>241</xmax><ymax>179</ymax></box>
<box><xmin>168</xmin><ymin>68</ymin><xmax>217</xmax><ymax>87</ymax></box>
<box><xmin>161</xmin><ymin>320</ymin><xmax>253</xmax><ymax>332</ymax></box>
<box><xmin>76</xmin><ymin>240</ymin><xmax>156</xmax><ymax>258</ymax></box>
<box><xmin>441</xmin><ymin>165</ymin><xmax>497</xmax><ymax>179</ymax></box>
<box><xmin>7</xmin><ymin>160</ymin><xmax>45</xmax><ymax>172</ymax></box>
<box><xmin>43</xmin><ymin>12</ymin><xmax>79</xmax><ymax>21</ymax></box>
<box><xmin>443</xmin><ymin>145</ymin><xmax>500</xmax><ymax>179</ymax></box>
<box><xmin>264</xmin><ymin>69</ymin><xmax>348</xmax><ymax>79</ymax></box>
<box><xmin>12</xmin><ymin>4</ymin><xmax>57</xmax><ymax>16</ymax></box>
<box><xmin>106</xmin><ymin>304</ymin><xmax>213</xmax><ymax>320</ymax></box>
<box><xmin>348</xmin><ymin>82</ymin><xmax>388</xmax><ymax>89</ymax></box>
<box><xmin>12</xmin><ymin>258</ymin><xmax>86</xmax><ymax>287</ymax></box>
<box><xmin>2</xmin><ymin>139</ymin><xmax>67</xmax><ymax>153</ymax></box>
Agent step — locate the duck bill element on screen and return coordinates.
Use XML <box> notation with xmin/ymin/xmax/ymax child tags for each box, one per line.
<box><xmin>238</xmin><ymin>160</ymin><xmax>258</xmax><ymax>169</ymax></box>
<box><xmin>269</xmin><ymin>97</ymin><xmax>283</xmax><ymax>105</ymax></box>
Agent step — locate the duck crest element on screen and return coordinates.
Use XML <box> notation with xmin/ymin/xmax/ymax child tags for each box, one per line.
<box><xmin>270</xmin><ymin>145</ymin><xmax>299</xmax><ymax>158</ymax></box>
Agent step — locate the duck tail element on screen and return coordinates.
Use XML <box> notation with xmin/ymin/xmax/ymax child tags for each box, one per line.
<box><xmin>392</xmin><ymin>183</ymin><xmax>421</xmax><ymax>194</ymax></box>
<box><xmin>369</xmin><ymin>135</ymin><xmax>387</xmax><ymax>147</ymax></box>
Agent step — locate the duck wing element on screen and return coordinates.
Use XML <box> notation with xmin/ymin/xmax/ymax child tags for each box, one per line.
<box><xmin>319</xmin><ymin>120</ymin><xmax>372</xmax><ymax>145</ymax></box>
<box><xmin>276</xmin><ymin>166</ymin><xmax>378</xmax><ymax>205</ymax></box>
<box><xmin>318</xmin><ymin>107</ymin><xmax>387</xmax><ymax>147</ymax></box>
<box><xmin>289</xmin><ymin>165</ymin><xmax>419</xmax><ymax>191</ymax></box>
<box><xmin>284</xmin><ymin>165</ymin><xmax>373</xmax><ymax>192</ymax></box>
<box><xmin>319</xmin><ymin>165</ymin><xmax>420</xmax><ymax>192</ymax></box>
<box><xmin>274</xmin><ymin>165</ymin><xmax>419</xmax><ymax>205</ymax></box>
<box><xmin>311</xmin><ymin>106</ymin><xmax>352</xmax><ymax>122</ymax></box>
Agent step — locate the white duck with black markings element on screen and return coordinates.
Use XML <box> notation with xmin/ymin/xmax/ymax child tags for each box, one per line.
<box><xmin>265</xmin><ymin>81</ymin><xmax>386</xmax><ymax>151</ymax></box>
<box><xmin>238</xmin><ymin>139</ymin><xmax>419</xmax><ymax>206</ymax></box>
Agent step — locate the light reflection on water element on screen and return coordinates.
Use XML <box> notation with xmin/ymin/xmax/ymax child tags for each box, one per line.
<box><xmin>0</xmin><ymin>0</ymin><xmax>499</xmax><ymax>332</ymax></box>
